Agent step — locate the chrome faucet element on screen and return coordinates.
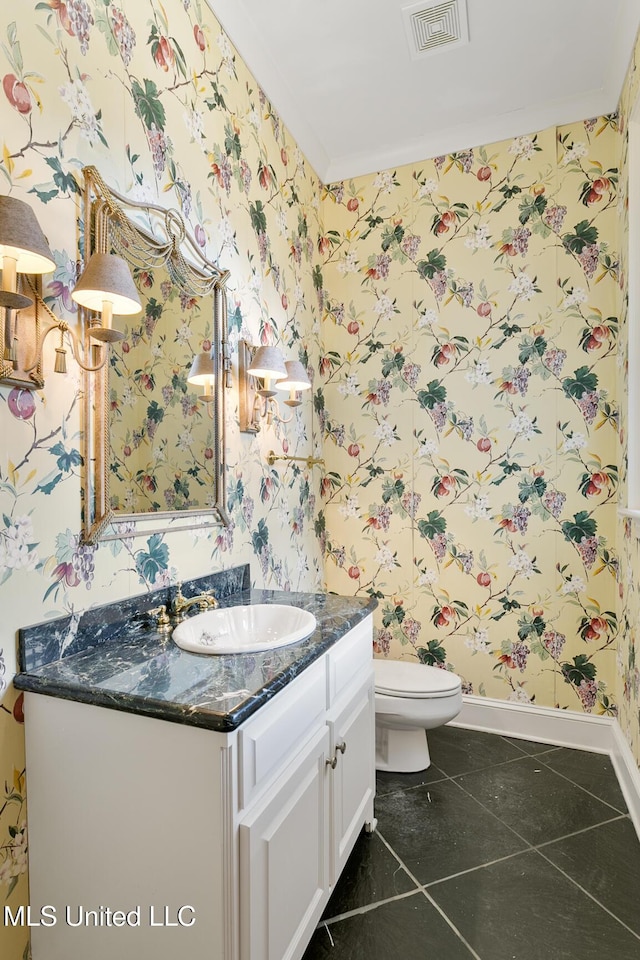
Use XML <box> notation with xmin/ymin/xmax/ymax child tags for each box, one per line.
<box><xmin>171</xmin><ymin>583</ymin><xmax>218</xmax><ymax>619</ymax></box>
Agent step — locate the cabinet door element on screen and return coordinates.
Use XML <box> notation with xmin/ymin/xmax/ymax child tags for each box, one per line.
<box><xmin>239</xmin><ymin>725</ymin><xmax>330</xmax><ymax>960</ymax></box>
<box><xmin>328</xmin><ymin>680</ymin><xmax>375</xmax><ymax>883</ymax></box>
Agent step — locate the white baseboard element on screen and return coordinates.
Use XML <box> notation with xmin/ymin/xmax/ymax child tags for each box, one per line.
<box><xmin>450</xmin><ymin>694</ymin><xmax>640</xmax><ymax>839</ymax></box>
<box><xmin>610</xmin><ymin>722</ymin><xmax>640</xmax><ymax>840</ymax></box>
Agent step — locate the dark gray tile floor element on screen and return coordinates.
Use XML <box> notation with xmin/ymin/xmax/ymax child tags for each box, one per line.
<box><xmin>302</xmin><ymin>725</ymin><xmax>640</xmax><ymax>960</ymax></box>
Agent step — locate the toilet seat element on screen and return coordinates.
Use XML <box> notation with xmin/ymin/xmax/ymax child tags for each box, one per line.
<box><xmin>374</xmin><ymin>659</ymin><xmax>461</xmax><ymax>699</ymax></box>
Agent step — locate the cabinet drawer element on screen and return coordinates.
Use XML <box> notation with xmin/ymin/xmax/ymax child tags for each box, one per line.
<box><xmin>327</xmin><ymin>617</ymin><xmax>373</xmax><ymax>708</ymax></box>
<box><xmin>238</xmin><ymin>657</ymin><xmax>326</xmax><ymax>810</ymax></box>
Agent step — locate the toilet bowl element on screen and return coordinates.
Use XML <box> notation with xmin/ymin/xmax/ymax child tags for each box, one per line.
<box><xmin>374</xmin><ymin>659</ymin><xmax>463</xmax><ymax>773</ymax></box>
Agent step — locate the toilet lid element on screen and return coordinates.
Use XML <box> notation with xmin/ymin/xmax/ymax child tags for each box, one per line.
<box><xmin>374</xmin><ymin>659</ymin><xmax>462</xmax><ymax>698</ymax></box>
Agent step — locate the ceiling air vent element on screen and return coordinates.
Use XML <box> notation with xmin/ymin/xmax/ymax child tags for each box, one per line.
<box><xmin>402</xmin><ymin>0</ymin><xmax>469</xmax><ymax>59</ymax></box>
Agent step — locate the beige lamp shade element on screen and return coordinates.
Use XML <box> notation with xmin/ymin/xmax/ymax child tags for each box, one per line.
<box><xmin>0</xmin><ymin>195</ymin><xmax>56</xmax><ymax>274</ymax></box>
<box><xmin>187</xmin><ymin>351</ymin><xmax>215</xmax><ymax>386</ymax></box>
<box><xmin>71</xmin><ymin>253</ymin><xmax>142</xmax><ymax>316</ymax></box>
<box><xmin>276</xmin><ymin>360</ymin><xmax>311</xmax><ymax>392</ymax></box>
<box><xmin>247</xmin><ymin>344</ymin><xmax>287</xmax><ymax>381</ymax></box>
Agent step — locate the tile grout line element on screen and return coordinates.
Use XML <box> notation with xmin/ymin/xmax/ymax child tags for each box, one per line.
<box><xmin>379</xmin><ymin>750</ymin><xmax>631</xmax><ymax>870</ymax></box>
<box><xmin>447</xmin><ymin>772</ymin><xmax>536</xmax><ymax>848</ymax></box>
<box><xmin>423</xmin><ymin>846</ymin><xmax>536</xmax><ymax>889</ymax></box>
<box><xmin>376</xmin><ymin>757</ymin><xmax>548</xmax><ymax>902</ymax></box>
<box><xmin>376</xmin><ymin>773</ymin><xmax>452</xmax><ymax>797</ymax></box>
<box><xmin>379</xmin><ymin>742</ymin><xmax>562</xmax><ymax>797</ymax></box>
<box><xmin>318</xmin><ymin>887</ymin><xmax>424</xmax><ymax>926</ymax></box>
<box><xmin>419</xmin><ymin>814</ymin><xmax>627</xmax><ymax>891</ymax></box>
<box><xmin>375</xmin><ymin>826</ymin><xmax>435</xmax><ymax>888</ymax></box>
<box><xmin>420</xmin><ymin>888</ymin><xmax>484</xmax><ymax>960</ymax></box>
<box><xmin>445</xmin><ymin>737</ymin><xmax>628</xmax><ymax>817</ymax></box>
<box><xmin>449</xmin><ymin>761</ymin><xmax>626</xmax><ymax>855</ymax></box>
<box><xmin>380</xmin><ymin>800</ymin><xmax>638</xmax><ymax>951</ymax></box>
<box><xmin>398</xmin><ymin>757</ymin><xmax>639</xmax><ymax>941</ymax></box>
<box><xmin>375</xmin><ymin>829</ymin><xmax>484</xmax><ymax>960</ymax></box>
<box><xmin>375</xmin><ymin>805</ymin><xmax>638</xmax><ymax>945</ymax></box>
<box><xmin>377</xmin><ymin>751</ymin><xmax>544</xmax><ymax>798</ymax></box>
<box><xmin>534</xmin><ymin>813</ymin><xmax>628</xmax><ymax>851</ymax></box>
<box><xmin>536</xmin><ymin>845</ymin><xmax>640</xmax><ymax>942</ymax></box>
<box><xmin>497</xmin><ymin>735</ymin><xmax>562</xmax><ymax>759</ymax></box>
<box><xmin>431</xmin><ymin>768</ymin><xmax>637</xmax><ymax>936</ymax></box>
<box><xmin>535</xmin><ymin>754</ymin><xmax>629</xmax><ymax>816</ymax></box>
<box><xmin>363</xmin><ymin>741</ymin><xmax>636</xmax><ymax>958</ymax></box>
<box><xmin>433</xmin><ymin>749</ymin><xmax>566</xmax><ymax>784</ymax></box>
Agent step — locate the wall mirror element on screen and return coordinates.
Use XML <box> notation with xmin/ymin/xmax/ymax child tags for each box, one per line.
<box><xmin>81</xmin><ymin>166</ymin><xmax>230</xmax><ymax>544</ymax></box>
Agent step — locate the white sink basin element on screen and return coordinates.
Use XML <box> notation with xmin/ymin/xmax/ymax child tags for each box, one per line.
<box><xmin>172</xmin><ymin>604</ymin><xmax>317</xmax><ymax>655</ymax></box>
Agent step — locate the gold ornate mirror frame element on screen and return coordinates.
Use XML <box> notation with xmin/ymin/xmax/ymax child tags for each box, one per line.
<box><xmin>81</xmin><ymin>166</ymin><xmax>230</xmax><ymax>544</ymax></box>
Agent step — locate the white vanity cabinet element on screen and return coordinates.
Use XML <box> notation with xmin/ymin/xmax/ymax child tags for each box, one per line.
<box><xmin>238</xmin><ymin>619</ymin><xmax>375</xmax><ymax>960</ymax></box>
<box><xmin>23</xmin><ymin>615</ymin><xmax>375</xmax><ymax>960</ymax></box>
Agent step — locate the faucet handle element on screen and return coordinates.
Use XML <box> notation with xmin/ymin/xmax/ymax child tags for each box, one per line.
<box><xmin>148</xmin><ymin>605</ymin><xmax>171</xmax><ymax>630</ymax></box>
<box><xmin>205</xmin><ymin>590</ymin><xmax>218</xmax><ymax>609</ymax></box>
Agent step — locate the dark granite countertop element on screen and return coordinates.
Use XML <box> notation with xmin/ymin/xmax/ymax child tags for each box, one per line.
<box><xmin>15</xmin><ymin>567</ymin><xmax>376</xmax><ymax>733</ymax></box>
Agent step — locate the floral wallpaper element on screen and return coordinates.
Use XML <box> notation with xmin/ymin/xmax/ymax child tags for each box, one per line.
<box><xmin>109</xmin><ymin>271</ymin><xmax>217</xmax><ymax>515</ymax></box>
<box><xmin>616</xmin><ymin>34</ymin><xmax>640</xmax><ymax>768</ymax></box>
<box><xmin>0</xmin><ymin>2</ymin><xmax>323</xmax><ymax>955</ymax></box>
<box><xmin>0</xmin><ymin>1</ymin><xmax>639</xmax><ymax>957</ymax></box>
<box><xmin>319</xmin><ymin>122</ymin><xmax>622</xmax><ymax>716</ymax></box>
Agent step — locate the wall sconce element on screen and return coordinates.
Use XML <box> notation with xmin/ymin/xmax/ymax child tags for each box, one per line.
<box><xmin>276</xmin><ymin>360</ymin><xmax>312</xmax><ymax>409</ymax></box>
<box><xmin>30</xmin><ymin>253</ymin><xmax>142</xmax><ymax>378</ymax></box>
<box><xmin>187</xmin><ymin>350</ymin><xmax>215</xmax><ymax>414</ymax></box>
<box><xmin>71</xmin><ymin>253</ymin><xmax>142</xmax><ymax>344</ymax></box>
<box><xmin>0</xmin><ymin>197</ymin><xmax>142</xmax><ymax>387</ymax></box>
<box><xmin>238</xmin><ymin>339</ymin><xmax>311</xmax><ymax>433</ymax></box>
<box><xmin>26</xmin><ymin>251</ymin><xmax>142</xmax><ymax>379</ymax></box>
<box><xmin>0</xmin><ymin>194</ymin><xmax>55</xmax><ymax>388</ymax></box>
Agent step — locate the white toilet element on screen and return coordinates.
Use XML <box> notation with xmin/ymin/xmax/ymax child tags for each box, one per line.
<box><xmin>374</xmin><ymin>659</ymin><xmax>463</xmax><ymax>773</ymax></box>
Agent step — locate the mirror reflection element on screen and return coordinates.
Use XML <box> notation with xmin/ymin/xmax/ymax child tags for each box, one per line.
<box><xmin>81</xmin><ymin>166</ymin><xmax>230</xmax><ymax>543</ymax></box>
<box><xmin>109</xmin><ymin>271</ymin><xmax>215</xmax><ymax>514</ymax></box>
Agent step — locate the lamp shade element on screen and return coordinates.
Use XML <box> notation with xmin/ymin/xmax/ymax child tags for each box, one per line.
<box><xmin>247</xmin><ymin>345</ymin><xmax>287</xmax><ymax>381</ymax></box>
<box><xmin>276</xmin><ymin>360</ymin><xmax>311</xmax><ymax>392</ymax></box>
<box><xmin>188</xmin><ymin>351</ymin><xmax>215</xmax><ymax>386</ymax></box>
<box><xmin>0</xmin><ymin>195</ymin><xmax>55</xmax><ymax>274</ymax></box>
<box><xmin>71</xmin><ymin>253</ymin><xmax>142</xmax><ymax>315</ymax></box>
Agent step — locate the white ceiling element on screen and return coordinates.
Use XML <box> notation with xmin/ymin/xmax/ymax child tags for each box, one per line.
<box><xmin>206</xmin><ymin>0</ymin><xmax>640</xmax><ymax>184</ymax></box>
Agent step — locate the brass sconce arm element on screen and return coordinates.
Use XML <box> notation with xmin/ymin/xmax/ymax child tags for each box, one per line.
<box><xmin>22</xmin><ymin>277</ymin><xmax>107</xmax><ymax>374</ymax></box>
<box><xmin>254</xmin><ymin>393</ymin><xmax>293</xmax><ymax>428</ymax></box>
<box><xmin>25</xmin><ymin>317</ymin><xmax>106</xmax><ymax>375</ymax></box>
<box><xmin>267</xmin><ymin>450</ymin><xmax>325</xmax><ymax>469</ymax></box>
